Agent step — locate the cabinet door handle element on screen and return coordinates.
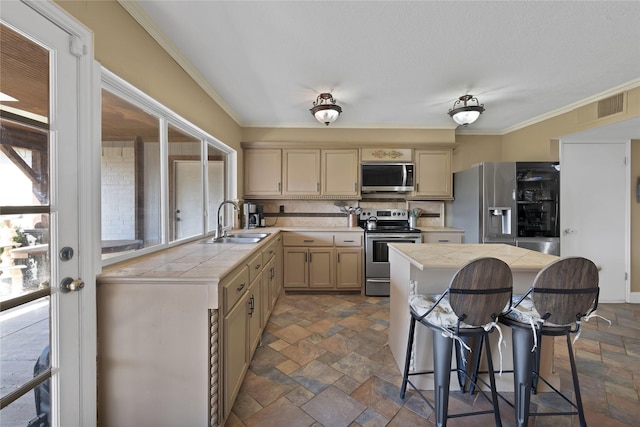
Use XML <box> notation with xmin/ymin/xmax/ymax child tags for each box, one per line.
<box><xmin>255</xmin><ymin>264</ymin><xmax>261</xmax><ymax>270</ymax></box>
<box><xmin>416</xmin><ymin>182</ymin><xmax>419</xmax><ymax>192</ymax></box>
<box><xmin>278</xmin><ymin>182</ymin><xmax>281</xmax><ymax>192</ymax></box>
<box><xmin>236</xmin><ymin>283</ymin><xmax>245</xmax><ymax>292</ymax></box>
<box><xmin>337</xmin><ymin>253</ymin><xmax>341</xmax><ymax>263</ymax></box>
<box><xmin>353</xmin><ymin>182</ymin><xmax>356</xmax><ymax>192</ymax></box>
<box><xmin>309</xmin><ymin>253</ymin><xmax>312</xmax><ymax>263</ymax></box>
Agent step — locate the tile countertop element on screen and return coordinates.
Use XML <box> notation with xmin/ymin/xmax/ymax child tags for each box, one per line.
<box><xmin>388</xmin><ymin>243</ymin><xmax>558</xmax><ymax>271</ymax></box>
<box><xmin>98</xmin><ymin>227</ymin><xmax>365</xmax><ymax>283</ymax></box>
<box><xmin>98</xmin><ymin>226</ymin><xmax>465</xmax><ymax>283</ymax></box>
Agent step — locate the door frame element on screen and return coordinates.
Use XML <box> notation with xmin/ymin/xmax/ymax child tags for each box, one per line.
<box><xmin>559</xmin><ymin>139</ymin><xmax>630</xmax><ymax>302</ymax></box>
<box><xmin>24</xmin><ymin>0</ymin><xmax>99</xmax><ymax>424</ymax></box>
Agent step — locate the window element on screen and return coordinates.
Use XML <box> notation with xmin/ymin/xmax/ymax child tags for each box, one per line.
<box><xmin>101</xmin><ymin>69</ymin><xmax>235</xmax><ymax>263</ymax></box>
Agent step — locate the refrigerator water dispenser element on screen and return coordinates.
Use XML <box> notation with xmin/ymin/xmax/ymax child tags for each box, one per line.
<box><xmin>488</xmin><ymin>207</ymin><xmax>511</xmax><ymax>235</ymax></box>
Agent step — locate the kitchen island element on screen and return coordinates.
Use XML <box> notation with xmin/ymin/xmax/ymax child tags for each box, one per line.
<box><xmin>387</xmin><ymin>243</ymin><xmax>559</xmax><ymax>391</ymax></box>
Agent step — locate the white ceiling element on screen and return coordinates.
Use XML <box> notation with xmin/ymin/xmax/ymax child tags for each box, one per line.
<box><xmin>128</xmin><ymin>1</ymin><xmax>640</xmax><ymax>134</ymax></box>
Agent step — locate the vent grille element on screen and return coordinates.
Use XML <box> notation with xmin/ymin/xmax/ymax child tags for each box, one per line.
<box><xmin>597</xmin><ymin>93</ymin><xmax>625</xmax><ymax>118</ymax></box>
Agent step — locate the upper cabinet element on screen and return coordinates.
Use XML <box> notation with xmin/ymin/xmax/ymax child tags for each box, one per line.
<box><xmin>244</xmin><ymin>148</ymin><xmax>359</xmax><ymax>199</ymax></box>
<box><xmin>414</xmin><ymin>149</ymin><xmax>453</xmax><ymax>199</ymax></box>
<box><xmin>283</xmin><ymin>149</ymin><xmax>321</xmax><ymax>196</ymax></box>
<box><xmin>244</xmin><ymin>146</ymin><xmax>453</xmax><ymax>200</ymax></box>
<box><xmin>322</xmin><ymin>149</ymin><xmax>359</xmax><ymax>197</ymax></box>
<box><xmin>244</xmin><ymin>149</ymin><xmax>282</xmax><ymax>196</ymax></box>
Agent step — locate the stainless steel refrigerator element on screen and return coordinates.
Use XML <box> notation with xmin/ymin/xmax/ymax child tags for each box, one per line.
<box><xmin>448</xmin><ymin>162</ymin><xmax>560</xmax><ymax>255</ymax></box>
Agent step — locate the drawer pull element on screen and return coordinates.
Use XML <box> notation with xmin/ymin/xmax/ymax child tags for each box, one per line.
<box><xmin>303</xmin><ymin>239</ymin><xmax>314</xmax><ymax>243</ymax></box>
<box><xmin>438</xmin><ymin>239</ymin><xmax>450</xmax><ymax>243</ymax></box>
<box><xmin>343</xmin><ymin>240</ymin><xmax>354</xmax><ymax>243</ymax></box>
<box><xmin>236</xmin><ymin>283</ymin><xmax>245</xmax><ymax>292</ymax></box>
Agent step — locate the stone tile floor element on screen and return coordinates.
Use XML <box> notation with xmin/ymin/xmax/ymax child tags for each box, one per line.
<box><xmin>225</xmin><ymin>294</ymin><xmax>640</xmax><ymax>426</ymax></box>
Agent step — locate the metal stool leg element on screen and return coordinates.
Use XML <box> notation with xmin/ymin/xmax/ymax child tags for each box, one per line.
<box><xmin>566</xmin><ymin>334</ymin><xmax>587</xmax><ymax>427</ymax></box>
<box><xmin>400</xmin><ymin>315</ymin><xmax>417</xmax><ymax>399</ymax></box>
<box><xmin>511</xmin><ymin>325</ymin><xmax>534</xmax><ymax>427</ymax></box>
<box><xmin>433</xmin><ymin>329</ymin><xmax>454</xmax><ymax>427</ymax></box>
<box><xmin>482</xmin><ymin>333</ymin><xmax>502</xmax><ymax>427</ymax></box>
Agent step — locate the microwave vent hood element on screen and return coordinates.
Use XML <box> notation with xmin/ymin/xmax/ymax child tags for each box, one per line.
<box><xmin>361</xmin><ymin>162</ymin><xmax>414</xmax><ymax>195</ymax></box>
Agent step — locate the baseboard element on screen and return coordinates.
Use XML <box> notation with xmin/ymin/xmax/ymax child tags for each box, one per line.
<box><xmin>628</xmin><ymin>292</ymin><xmax>640</xmax><ymax>304</ymax></box>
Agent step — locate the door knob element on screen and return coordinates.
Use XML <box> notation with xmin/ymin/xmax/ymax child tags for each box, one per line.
<box><xmin>60</xmin><ymin>277</ymin><xmax>85</xmax><ymax>293</ymax></box>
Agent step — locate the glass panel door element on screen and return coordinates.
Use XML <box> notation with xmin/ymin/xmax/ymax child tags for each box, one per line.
<box><xmin>1</xmin><ymin>2</ymin><xmax>87</xmax><ymax>424</ymax></box>
<box><xmin>0</xmin><ymin>22</ymin><xmax>53</xmax><ymax>426</ymax></box>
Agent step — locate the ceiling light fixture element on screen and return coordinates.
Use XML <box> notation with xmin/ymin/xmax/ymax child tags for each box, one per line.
<box><xmin>448</xmin><ymin>94</ymin><xmax>485</xmax><ymax>126</ymax></box>
<box><xmin>310</xmin><ymin>93</ymin><xmax>342</xmax><ymax>126</ymax></box>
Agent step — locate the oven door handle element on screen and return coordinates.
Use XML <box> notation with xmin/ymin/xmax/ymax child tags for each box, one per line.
<box><xmin>368</xmin><ymin>235</ymin><xmax>421</xmax><ymax>239</ymax></box>
<box><xmin>367</xmin><ymin>278</ymin><xmax>390</xmax><ymax>283</ymax></box>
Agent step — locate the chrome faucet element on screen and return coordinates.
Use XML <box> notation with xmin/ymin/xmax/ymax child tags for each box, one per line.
<box><xmin>216</xmin><ymin>200</ymin><xmax>239</xmax><ymax>239</ymax></box>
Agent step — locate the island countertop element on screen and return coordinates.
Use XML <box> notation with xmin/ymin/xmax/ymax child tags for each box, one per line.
<box><xmin>388</xmin><ymin>242</ymin><xmax>558</xmax><ymax>271</ymax></box>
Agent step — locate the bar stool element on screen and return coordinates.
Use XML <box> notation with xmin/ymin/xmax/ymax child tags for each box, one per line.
<box><xmin>499</xmin><ymin>256</ymin><xmax>601</xmax><ymax>427</ymax></box>
<box><xmin>399</xmin><ymin>257</ymin><xmax>513</xmax><ymax>427</ymax></box>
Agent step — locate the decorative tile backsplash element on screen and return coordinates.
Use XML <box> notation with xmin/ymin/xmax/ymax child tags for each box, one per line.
<box><xmin>253</xmin><ymin>200</ymin><xmax>444</xmax><ymax>228</ymax></box>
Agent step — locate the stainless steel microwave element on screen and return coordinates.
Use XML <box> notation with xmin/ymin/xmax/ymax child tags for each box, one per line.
<box><xmin>361</xmin><ymin>162</ymin><xmax>415</xmax><ymax>194</ymax></box>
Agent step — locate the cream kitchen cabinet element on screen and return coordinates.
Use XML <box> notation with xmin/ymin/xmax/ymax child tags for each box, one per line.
<box><xmin>261</xmin><ymin>239</ymin><xmax>279</xmax><ymax>325</ymax></box>
<box><xmin>247</xmin><ymin>271</ymin><xmax>262</xmax><ymax>357</ymax></box>
<box><xmin>283</xmin><ymin>232</ymin><xmax>334</xmax><ymax>289</ymax></box>
<box><xmin>244</xmin><ymin>148</ymin><xmax>360</xmax><ymax>198</ymax></box>
<box><xmin>222</xmin><ymin>265</ymin><xmax>250</xmax><ymax>418</ymax></box>
<box><xmin>335</xmin><ymin>232</ymin><xmax>363</xmax><ymax>290</ymax></box>
<box><xmin>283</xmin><ymin>231</ymin><xmax>363</xmax><ymax>291</ymax></box>
<box><xmin>244</xmin><ymin>148</ymin><xmax>282</xmax><ymax>196</ymax></box>
<box><xmin>322</xmin><ymin>149</ymin><xmax>359</xmax><ymax>197</ymax></box>
<box><xmin>283</xmin><ymin>247</ymin><xmax>334</xmax><ymax>288</ymax></box>
<box><xmin>283</xmin><ymin>149</ymin><xmax>321</xmax><ymax>196</ymax></box>
<box><xmin>414</xmin><ymin>149</ymin><xmax>453</xmax><ymax>199</ymax></box>
<box><xmin>422</xmin><ymin>230</ymin><xmax>464</xmax><ymax>244</ymax></box>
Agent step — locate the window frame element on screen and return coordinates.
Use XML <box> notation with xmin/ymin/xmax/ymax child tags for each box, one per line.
<box><xmin>100</xmin><ymin>68</ymin><xmax>236</xmax><ymax>266</ymax></box>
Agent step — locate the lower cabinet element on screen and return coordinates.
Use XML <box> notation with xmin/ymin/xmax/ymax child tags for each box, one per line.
<box><xmin>422</xmin><ymin>230</ymin><xmax>464</xmax><ymax>244</ymax></box>
<box><xmin>247</xmin><ymin>272</ymin><xmax>262</xmax><ymax>356</ymax></box>
<box><xmin>223</xmin><ymin>292</ymin><xmax>249</xmax><ymax>417</ymax></box>
<box><xmin>336</xmin><ymin>248</ymin><xmax>362</xmax><ymax>289</ymax></box>
<box><xmin>221</xmin><ymin>236</ymin><xmax>283</xmax><ymax>421</ymax></box>
<box><xmin>283</xmin><ymin>231</ymin><xmax>363</xmax><ymax>291</ymax></box>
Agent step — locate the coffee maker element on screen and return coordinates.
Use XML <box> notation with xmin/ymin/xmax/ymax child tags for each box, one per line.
<box><xmin>243</xmin><ymin>203</ymin><xmax>263</xmax><ymax>228</ymax></box>
<box><xmin>243</xmin><ymin>202</ymin><xmax>256</xmax><ymax>229</ymax></box>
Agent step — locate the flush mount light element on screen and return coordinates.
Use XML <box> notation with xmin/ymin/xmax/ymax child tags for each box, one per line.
<box><xmin>448</xmin><ymin>94</ymin><xmax>485</xmax><ymax>126</ymax></box>
<box><xmin>310</xmin><ymin>93</ymin><xmax>342</xmax><ymax>126</ymax></box>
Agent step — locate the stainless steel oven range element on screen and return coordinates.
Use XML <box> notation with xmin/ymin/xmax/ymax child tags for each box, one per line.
<box><xmin>360</xmin><ymin>208</ymin><xmax>422</xmax><ymax>296</ymax></box>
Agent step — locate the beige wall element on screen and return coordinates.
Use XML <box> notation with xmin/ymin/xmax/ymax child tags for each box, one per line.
<box><xmin>55</xmin><ymin>1</ymin><xmax>241</xmax><ymax>152</ymax></box>
<box><xmin>241</xmin><ymin>127</ymin><xmax>456</xmax><ymax>146</ymax></box>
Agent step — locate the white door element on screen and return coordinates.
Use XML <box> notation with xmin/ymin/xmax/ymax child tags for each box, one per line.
<box><xmin>0</xmin><ymin>1</ymin><xmax>95</xmax><ymax>426</ymax></box>
<box><xmin>207</xmin><ymin>160</ymin><xmax>225</xmax><ymax>233</ymax></box>
<box><xmin>174</xmin><ymin>161</ymin><xmax>203</xmax><ymax>239</ymax></box>
<box><xmin>560</xmin><ymin>141</ymin><xmax>628</xmax><ymax>302</ymax></box>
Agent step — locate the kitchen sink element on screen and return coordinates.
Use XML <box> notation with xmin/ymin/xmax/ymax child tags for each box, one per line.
<box><xmin>202</xmin><ymin>232</ymin><xmax>270</xmax><ymax>244</ymax></box>
<box><xmin>225</xmin><ymin>233</ymin><xmax>270</xmax><ymax>239</ymax></box>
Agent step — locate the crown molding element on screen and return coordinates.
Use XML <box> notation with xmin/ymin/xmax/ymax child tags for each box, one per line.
<box><xmin>117</xmin><ymin>0</ymin><xmax>242</xmax><ymax>126</ymax></box>
<box><xmin>499</xmin><ymin>78</ymin><xmax>640</xmax><ymax>135</ymax></box>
